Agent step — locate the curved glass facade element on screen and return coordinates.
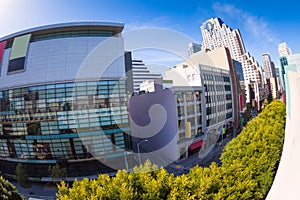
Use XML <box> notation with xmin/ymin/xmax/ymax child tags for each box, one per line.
<box><xmin>0</xmin><ymin>22</ymin><xmax>132</xmax><ymax>179</ymax></box>
<box><xmin>0</xmin><ymin>80</ymin><xmax>130</xmax><ymax>161</ymax></box>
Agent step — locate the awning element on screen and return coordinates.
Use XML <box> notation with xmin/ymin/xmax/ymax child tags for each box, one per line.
<box><xmin>188</xmin><ymin>140</ymin><xmax>205</xmax><ymax>151</ymax></box>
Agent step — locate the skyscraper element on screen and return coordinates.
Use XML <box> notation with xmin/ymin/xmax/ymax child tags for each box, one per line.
<box><xmin>187</xmin><ymin>42</ymin><xmax>202</xmax><ymax>57</ymax></box>
<box><xmin>201</xmin><ymin>18</ymin><xmax>245</xmax><ymax>63</ymax></box>
<box><xmin>278</xmin><ymin>42</ymin><xmax>292</xmax><ymax>93</ymax></box>
<box><xmin>278</xmin><ymin>42</ymin><xmax>292</xmax><ymax>57</ymax></box>
<box><xmin>262</xmin><ymin>53</ymin><xmax>276</xmax><ymax>80</ymax></box>
<box><xmin>201</xmin><ymin>18</ymin><xmax>265</xmax><ymax>105</ymax></box>
<box><xmin>262</xmin><ymin>53</ymin><xmax>278</xmax><ymax>99</ymax></box>
<box><xmin>131</xmin><ymin>59</ymin><xmax>162</xmax><ymax>93</ymax></box>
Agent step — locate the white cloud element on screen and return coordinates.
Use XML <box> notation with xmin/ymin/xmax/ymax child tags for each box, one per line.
<box><xmin>212</xmin><ymin>3</ymin><xmax>279</xmax><ymax>46</ymax></box>
<box><xmin>124</xmin><ymin>16</ymin><xmax>181</xmax><ymax>31</ymax></box>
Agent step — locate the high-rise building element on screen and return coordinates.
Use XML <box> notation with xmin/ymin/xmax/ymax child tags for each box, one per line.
<box><xmin>131</xmin><ymin>59</ymin><xmax>162</xmax><ymax>93</ymax></box>
<box><xmin>243</xmin><ymin>52</ymin><xmax>264</xmax><ymax>84</ymax></box>
<box><xmin>278</xmin><ymin>42</ymin><xmax>292</xmax><ymax>57</ymax></box>
<box><xmin>0</xmin><ymin>22</ymin><xmax>133</xmax><ymax>179</ymax></box>
<box><xmin>278</xmin><ymin>42</ymin><xmax>292</xmax><ymax>93</ymax></box>
<box><xmin>187</xmin><ymin>42</ymin><xmax>202</xmax><ymax>57</ymax></box>
<box><xmin>262</xmin><ymin>53</ymin><xmax>278</xmax><ymax>99</ymax></box>
<box><xmin>275</xmin><ymin>66</ymin><xmax>283</xmax><ymax>93</ymax></box>
<box><xmin>262</xmin><ymin>53</ymin><xmax>276</xmax><ymax>80</ymax></box>
<box><xmin>200</xmin><ymin>18</ymin><xmax>265</xmax><ymax>105</ymax></box>
<box><xmin>201</xmin><ymin>18</ymin><xmax>245</xmax><ymax>63</ymax></box>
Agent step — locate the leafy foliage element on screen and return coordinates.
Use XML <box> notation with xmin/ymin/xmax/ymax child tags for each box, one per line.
<box><xmin>48</xmin><ymin>164</ymin><xmax>67</xmax><ymax>182</ymax></box>
<box><xmin>57</xmin><ymin>100</ymin><xmax>286</xmax><ymax>200</ymax></box>
<box><xmin>15</xmin><ymin>163</ymin><xmax>31</xmax><ymax>188</ymax></box>
<box><xmin>0</xmin><ymin>176</ymin><xmax>23</xmax><ymax>200</ymax></box>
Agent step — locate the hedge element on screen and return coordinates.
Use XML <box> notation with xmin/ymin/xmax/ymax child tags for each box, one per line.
<box><xmin>57</xmin><ymin>100</ymin><xmax>286</xmax><ymax>200</ymax></box>
<box><xmin>0</xmin><ymin>176</ymin><xmax>23</xmax><ymax>200</ymax></box>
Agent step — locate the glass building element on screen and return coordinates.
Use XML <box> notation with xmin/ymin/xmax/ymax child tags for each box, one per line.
<box><xmin>0</xmin><ymin>22</ymin><xmax>132</xmax><ymax>179</ymax></box>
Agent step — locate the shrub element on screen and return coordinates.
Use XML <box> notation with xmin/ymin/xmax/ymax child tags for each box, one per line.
<box><xmin>0</xmin><ymin>176</ymin><xmax>23</xmax><ymax>200</ymax></box>
<box><xmin>15</xmin><ymin>163</ymin><xmax>31</xmax><ymax>188</ymax></box>
<box><xmin>57</xmin><ymin>100</ymin><xmax>286</xmax><ymax>200</ymax></box>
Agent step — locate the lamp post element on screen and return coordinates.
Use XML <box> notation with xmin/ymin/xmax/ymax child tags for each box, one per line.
<box><xmin>124</xmin><ymin>151</ymin><xmax>129</xmax><ymax>171</ymax></box>
<box><xmin>137</xmin><ymin>139</ymin><xmax>148</xmax><ymax>165</ymax></box>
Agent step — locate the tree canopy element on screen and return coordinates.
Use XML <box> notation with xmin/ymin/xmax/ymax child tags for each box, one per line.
<box><xmin>0</xmin><ymin>176</ymin><xmax>23</xmax><ymax>200</ymax></box>
<box><xmin>57</xmin><ymin>100</ymin><xmax>286</xmax><ymax>200</ymax></box>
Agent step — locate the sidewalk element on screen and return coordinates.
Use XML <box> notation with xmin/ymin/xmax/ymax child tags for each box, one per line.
<box><xmin>12</xmin><ymin>181</ymin><xmax>57</xmax><ymax>200</ymax></box>
<box><xmin>166</xmin><ymin>134</ymin><xmax>236</xmax><ymax>175</ymax></box>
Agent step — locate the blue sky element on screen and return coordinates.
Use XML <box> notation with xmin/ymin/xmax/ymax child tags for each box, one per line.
<box><xmin>1</xmin><ymin>0</ymin><xmax>299</xmax><ymax>73</ymax></box>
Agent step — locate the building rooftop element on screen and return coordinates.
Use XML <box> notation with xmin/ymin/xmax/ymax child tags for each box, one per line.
<box><xmin>0</xmin><ymin>21</ymin><xmax>124</xmax><ymax>42</ymax></box>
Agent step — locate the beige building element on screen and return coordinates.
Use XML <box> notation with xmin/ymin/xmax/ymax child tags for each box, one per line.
<box><xmin>166</xmin><ymin>46</ymin><xmax>240</xmax><ymax>133</ymax></box>
<box><xmin>201</xmin><ymin>18</ymin><xmax>265</xmax><ymax>105</ymax></box>
<box><xmin>269</xmin><ymin>78</ymin><xmax>278</xmax><ymax>99</ymax></box>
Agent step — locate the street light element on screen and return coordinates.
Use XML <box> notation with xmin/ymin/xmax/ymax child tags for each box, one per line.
<box><xmin>137</xmin><ymin>139</ymin><xmax>148</xmax><ymax>165</ymax></box>
<box><xmin>124</xmin><ymin>151</ymin><xmax>129</xmax><ymax>171</ymax></box>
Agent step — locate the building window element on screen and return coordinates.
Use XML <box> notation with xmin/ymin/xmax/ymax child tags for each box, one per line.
<box><xmin>196</xmin><ymin>104</ymin><xmax>201</xmax><ymax>113</ymax></box>
<box><xmin>185</xmin><ymin>92</ymin><xmax>194</xmax><ymax>102</ymax></box>
<box><xmin>206</xmin><ymin>107</ymin><xmax>212</xmax><ymax>115</ymax></box>
<box><xmin>226</xmin><ymin>103</ymin><xmax>232</xmax><ymax>110</ymax></box>
<box><xmin>197</xmin><ymin>116</ymin><xmax>202</xmax><ymax>125</ymax></box>
<box><xmin>176</xmin><ymin>92</ymin><xmax>184</xmax><ymax>103</ymax></box>
<box><xmin>226</xmin><ymin>112</ymin><xmax>233</xmax><ymax>119</ymax></box>
<box><xmin>206</xmin><ymin>119</ymin><xmax>211</xmax><ymax>126</ymax></box>
<box><xmin>187</xmin><ymin>75</ymin><xmax>191</xmax><ymax>81</ymax></box>
<box><xmin>0</xmin><ymin>80</ymin><xmax>130</xmax><ymax>161</ymax></box>
<box><xmin>186</xmin><ymin>105</ymin><xmax>195</xmax><ymax>115</ymax></box>
<box><xmin>224</xmin><ymin>85</ymin><xmax>231</xmax><ymax>91</ymax></box>
<box><xmin>195</xmin><ymin>91</ymin><xmax>201</xmax><ymax>101</ymax></box>
<box><xmin>178</xmin><ymin>119</ymin><xmax>185</xmax><ymax>129</ymax></box>
<box><xmin>226</xmin><ymin>94</ymin><xmax>231</xmax><ymax>100</ymax></box>
<box><xmin>192</xmin><ymin>74</ymin><xmax>196</xmax><ymax>80</ymax></box>
<box><xmin>179</xmin><ymin>132</ymin><xmax>185</xmax><ymax>141</ymax></box>
<box><xmin>187</xmin><ymin>117</ymin><xmax>195</xmax><ymax>127</ymax></box>
<box><xmin>178</xmin><ymin>106</ymin><xmax>184</xmax><ymax>117</ymax></box>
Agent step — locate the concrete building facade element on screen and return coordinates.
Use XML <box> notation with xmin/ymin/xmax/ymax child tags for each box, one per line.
<box><xmin>262</xmin><ymin>53</ymin><xmax>278</xmax><ymax>99</ymax></box>
<box><xmin>128</xmin><ymin>47</ymin><xmax>239</xmax><ymax>163</ymax></box>
<box><xmin>201</xmin><ymin>18</ymin><xmax>265</xmax><ymax>105</ymax></box>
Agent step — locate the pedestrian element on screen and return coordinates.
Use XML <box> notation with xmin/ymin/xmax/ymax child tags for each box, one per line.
<box><xmin>241</xmin><ymin>117</ymin><xmax>245</xmax><ymax>127</ymax></box>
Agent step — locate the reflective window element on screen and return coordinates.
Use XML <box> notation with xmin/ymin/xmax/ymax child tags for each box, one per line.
<box><xmin>0</xmin><ymin>80</ymin><xmax>130</xmax><ymax>160</ymax></box>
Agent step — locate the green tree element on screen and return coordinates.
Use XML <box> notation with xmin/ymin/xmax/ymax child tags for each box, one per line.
<box><xmin>48</xmin><ymin>164</ymin><xmax>67</xmax><ymax>182</ymax></box>
<box><xmin>242</xmin><ymin>104</ymin><xmax>252</xmax><ymax>122</ymax></box>
<box><xmin>56</xmin><ymin>101</ymin><xmax>286</xmax><ymax>200</ymax></box>
<box><xmin>264</xmin><ymin>98</ymin><xmax>269</xmax><ymax>107</ymax></box>
<box><xmin>0</xmin><ymin>176</ymin><xmax>23</xmax><ymax>200</ymax></box>
<box><xmin>15</xmin><ymin>163</ymin><xmax>31</xmax><ymax>188</ymax></box>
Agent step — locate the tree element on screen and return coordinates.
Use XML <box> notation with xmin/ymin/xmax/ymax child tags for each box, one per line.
<box><xmin>0</xmin><ymin>176</ymin><xmax>24</xmax><ymax>200</ymax></box>
<box><xmin>15</xmin><ymin>163</ymin><xmax>31</xmax><ymax>188</ymax></box>
<box><xmin>56</xmin><ymin>101</ymin><xmax>286</xmax><ymax>200</ymax></box>
<box><xmin>48</xmin><ymin>164</ymin><xmax>67</xmax><ymax>182</ymax></box>
<box><xmin>242</xmin><ymin>103</ymin><xmax>252</xmax><ymax>123</ymax></box>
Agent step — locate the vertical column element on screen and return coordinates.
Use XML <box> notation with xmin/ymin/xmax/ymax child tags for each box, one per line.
<box><xmin>0</xmin><ymin>41</ymin><xmax>6</xmax><ymax>76</ymax></box>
